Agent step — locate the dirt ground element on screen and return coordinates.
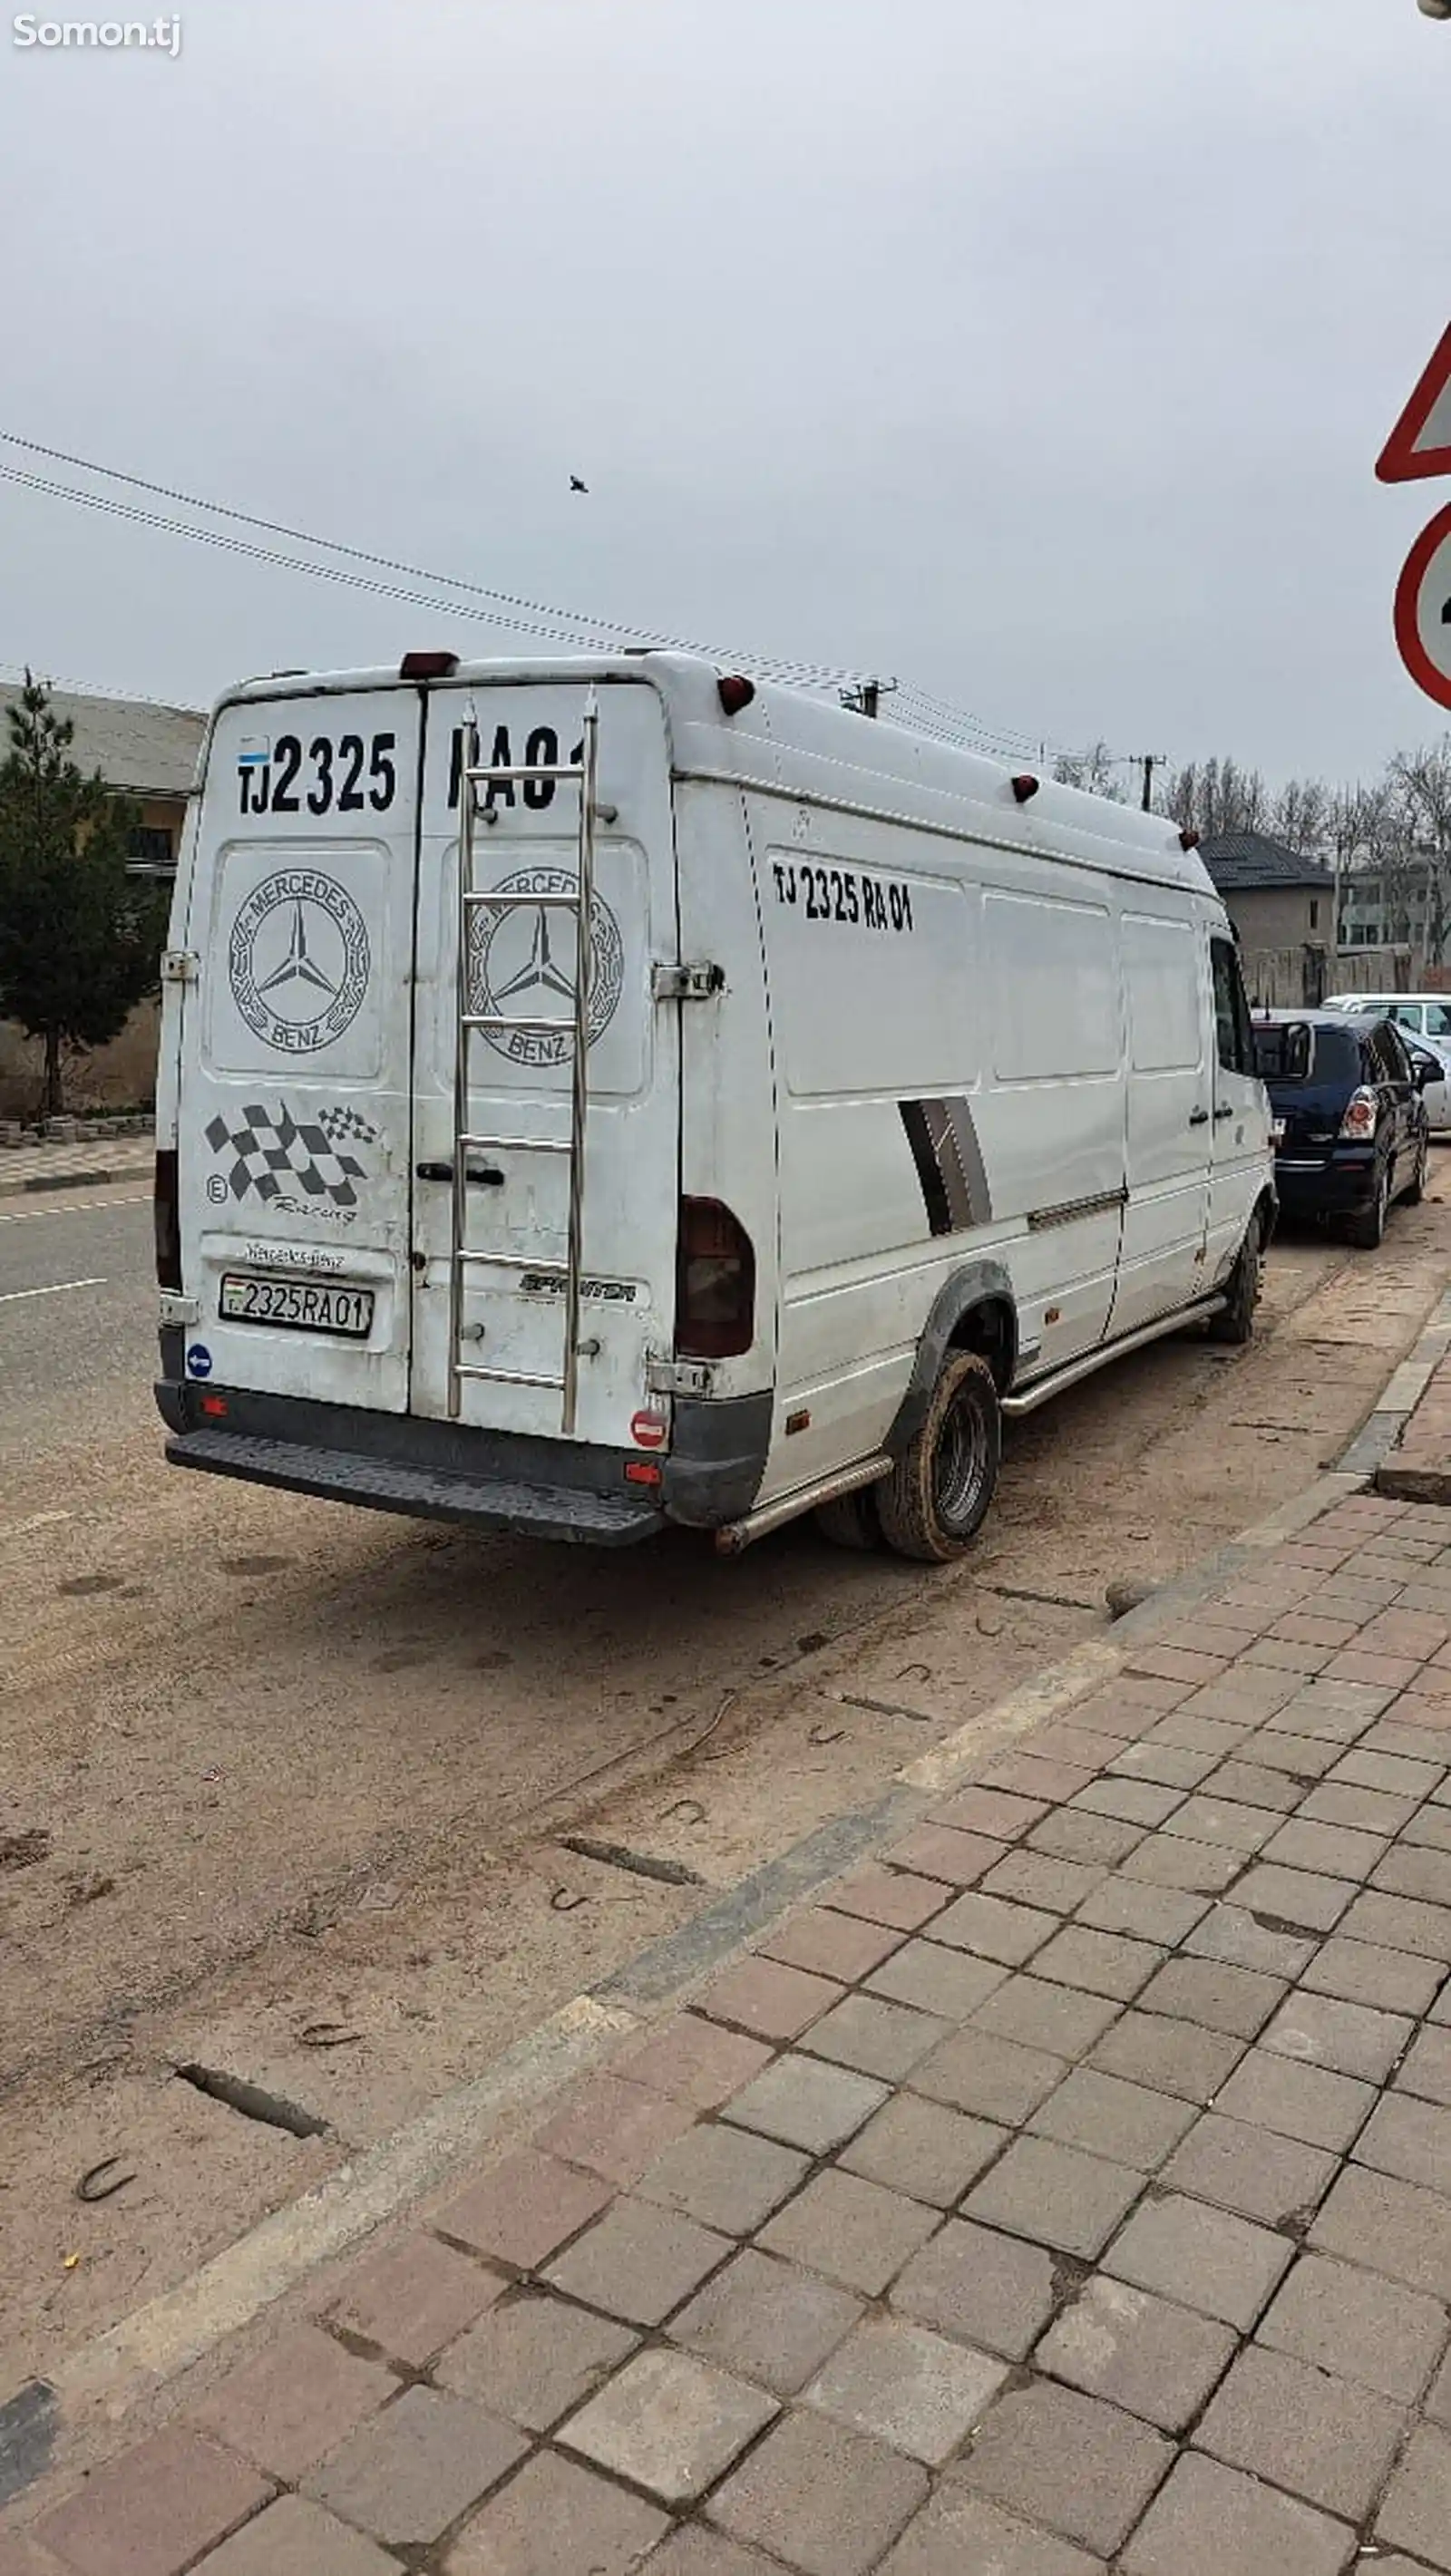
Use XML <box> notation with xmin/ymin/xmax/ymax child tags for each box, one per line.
<box><xmin>2</xmin><ymin>1195</ymin><xmax>1448</xmax><ymax>2385</ymax></box>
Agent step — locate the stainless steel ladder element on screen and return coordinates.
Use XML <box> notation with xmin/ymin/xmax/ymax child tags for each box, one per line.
<box><xmin>446</xmin><ymin>694</ymin><xmax>600</xmax><ymax>1434</ymax></box>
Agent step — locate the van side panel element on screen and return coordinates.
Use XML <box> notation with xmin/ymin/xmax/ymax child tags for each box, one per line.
<box><xmin>745</xmin><ymin>798</ymin><xmax>1134</xmax><ymax>1502</ymax></box>
<box><xmin>979</xmin><ymin>882</ymin><xmax>1125</xmax><ymax>1366</ymax></box>
<box><xmin>1110</xmin><ymin>906</ymin><xmax>1212</xmax><ymax>1333</ymax></box>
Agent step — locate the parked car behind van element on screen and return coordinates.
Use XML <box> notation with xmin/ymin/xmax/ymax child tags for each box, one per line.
<box><xmin>1323</xmin><ymin>992</ymin><xmax>1451</xmax><ymax>1129</ymax></box>
<box><xmin>1253</xmin><ymin>1010</ymin><xmax>1429</xmax><ymax>1248</ymax></box>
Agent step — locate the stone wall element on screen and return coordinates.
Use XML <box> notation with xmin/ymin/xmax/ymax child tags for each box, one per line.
<box><xmin>0</xmin><ymin>999</ymin><xmax>160</xmax><ymax>1120</ymax></box>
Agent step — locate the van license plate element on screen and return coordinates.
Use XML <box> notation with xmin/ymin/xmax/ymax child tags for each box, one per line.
<box><xmin>220</xmin><ymin>1274</ymin><xmax>374</xmax><ymax>1337</ymax></box>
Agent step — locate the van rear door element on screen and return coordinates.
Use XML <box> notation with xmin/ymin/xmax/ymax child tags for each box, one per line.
<box><xmin>176</xmin><ymin>687</ymin><xmax>420</xmax><ymax>1412</ymax></box>
<box><xmin>408</xmin><ymin>678</ymin><xmax>682</xmax><ymax>1452</ymax></box>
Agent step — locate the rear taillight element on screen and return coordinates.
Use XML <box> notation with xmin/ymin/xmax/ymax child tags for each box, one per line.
<box><xmin>1339</xmin><ymin>1088</ymin><xmax>1378</xmax><ymax>1142</ymax></box>
<box><xmin>676</xmin><ymin>1197</ymin><xmax>755</xmax><ymax>1359</ymax></box>
<box><xmin>154</xmin><ymin>1148</ymin><xmax>181</xmax><ymax>1290</ymax></box>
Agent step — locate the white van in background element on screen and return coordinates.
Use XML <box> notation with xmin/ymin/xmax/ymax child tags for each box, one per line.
<box><xmin>154</xmin><ymin>652</ymin><xmax>1274</xmax><ymax>1561</ymax></box>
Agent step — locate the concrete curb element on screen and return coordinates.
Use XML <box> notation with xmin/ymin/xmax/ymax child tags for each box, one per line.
<box><xmin>1336</xmin><ymin>1286</ymin><xmax>1451</xmax><ymax>1482</ymax></box>
<box><xmin>0</xmin><ymin>1152</ymin><xmax>153</xmax><ymax>1201</ymax></box>
<box><xmin>14</xmin><ymin>1466</ymin><xmax>1369</xmax><ymax>2460</ymax></box>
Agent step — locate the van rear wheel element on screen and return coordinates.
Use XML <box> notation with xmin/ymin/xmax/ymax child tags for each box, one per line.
<box><xmin>814</xmin><ymin>1487</ymin><xmax>883</xmax><ymax>1551</ymax></box>
<box><xmin>876</xmin><ymin>1351</ymin><xmax>1001</xmax><ymax>1563</ymax></box>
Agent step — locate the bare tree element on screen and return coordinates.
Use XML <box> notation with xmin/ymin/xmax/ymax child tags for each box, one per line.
<box><xmin>1165</xmin><ymin>756</ymin><xmax>1269</xmax><ymax>840</ymax></box>
<box><xmin>1269</xmin><ymin>776</ymin><xmax>1331</xmax><ymax>858</ymax></box>
<box><xmin>1389</xmin><ymin>744</ymin><xmax>1451</xmax><ymax>963</ymax></box>
<box><xmin>1052</xmin><ymin>741</ymin><xmax>1125</xmax><ymax>800</ymax></box>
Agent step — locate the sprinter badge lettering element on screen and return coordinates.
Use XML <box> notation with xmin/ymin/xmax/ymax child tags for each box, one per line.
<box><xmin>467</xmin><ymin>867</ymin><xmax>624</xmax><ymax>1067</ymax></box>
<box><xmin>229</xmin><ymin>870</ymin><xmax>371</xmax><ymax>1053</ymax></box>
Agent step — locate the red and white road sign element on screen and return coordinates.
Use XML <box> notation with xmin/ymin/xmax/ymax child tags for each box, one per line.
<box><xmin>1378</xmin><ymin>324</ymin><xmax>1451</xmax><ymax>483</ymax></box>
<box><xmin>1394</xmin><ymin>501</ymin><xmax>1451</xmax><ymax>709</ymax></box>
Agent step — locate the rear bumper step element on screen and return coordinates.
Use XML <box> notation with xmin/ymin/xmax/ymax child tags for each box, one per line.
<box><xmin>164</xmin><ymin>1425</ymin><xmax>663</xmax><ymax>1545</ymax></box>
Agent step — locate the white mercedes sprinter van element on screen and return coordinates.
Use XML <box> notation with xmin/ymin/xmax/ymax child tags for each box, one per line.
<box><xmin>155</xmin><ymin>652</ymin><xmax>1273</xmax><ymax>1560</ymax></box>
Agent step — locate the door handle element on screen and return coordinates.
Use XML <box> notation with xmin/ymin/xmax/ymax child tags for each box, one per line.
<box><xmin>1189</xmin><ymin>1109</ymin><xmax>1211</xmax><ymax>1127</ymax></box>
<box><xmin>1213</xmin><ymin>1105</ymin><xmax>1235</xmax><ymax>1122</ymax></box>
<box><xmin>415</xmin><ymin>1160</ymin><xmax>505</xmax><ymax>1186</ymax></box>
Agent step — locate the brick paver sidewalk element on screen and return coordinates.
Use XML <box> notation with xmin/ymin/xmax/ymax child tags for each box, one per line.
<box><xmin>0</xmin><ymin>1132</ymin><xmax>153</xmax><ymax>1199</ymax></box>
<box><xmin>1382</xmin><ymin>1350</ymin><xmax>1451</xmax><ymax>1508</ymax></box>
<box><xmin>13</xmin><ymin>1487</ymin><xmax>1451</xmax><ymax>2574</ymax></box>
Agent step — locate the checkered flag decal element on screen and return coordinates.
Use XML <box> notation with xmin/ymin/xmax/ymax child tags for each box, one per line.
<box><xmin>205</xmin><ymin>1102</ymin><xmax>381</xmax><ymax>1209</ymax></box>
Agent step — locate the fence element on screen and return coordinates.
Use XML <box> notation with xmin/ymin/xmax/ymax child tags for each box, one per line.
<box><xmin>1239</xmin><ymin>945</ymin><xmax>1414</xmax><ymax>1010</ymax></box>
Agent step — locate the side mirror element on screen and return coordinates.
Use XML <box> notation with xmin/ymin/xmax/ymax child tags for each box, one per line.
<box><xmin>1412</xmin><ymin>1053</ymin><xmax>1436</xmax><ymax>1090</ymax></box>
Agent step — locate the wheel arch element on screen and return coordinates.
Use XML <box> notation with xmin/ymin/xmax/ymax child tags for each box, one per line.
<box><xmin>885</xmin><ymin>1261</ymin><xmax>1017</xmax><ymax>1460</ymax></box>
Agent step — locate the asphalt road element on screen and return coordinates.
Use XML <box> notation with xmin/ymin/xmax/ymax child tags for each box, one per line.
<box><xmin>0</xmin><ymin>1186</ymin><xmax>154</xmax><ymax>1457</ymax></box>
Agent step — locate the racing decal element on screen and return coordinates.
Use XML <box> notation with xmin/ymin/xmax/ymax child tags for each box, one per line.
<box><xmin>772</xmin><ymin>859</ymin><xmax>915</xmax><ymax>932</ymax></box>
<box><xmin>204</xmin><ymin>1102</ymin><xmax>382</xmax><ymax>1217</ymax></box>
<box><xmin>901</xmin><ymin>1096</ymin><xmax>993</xmax><ymax>1238</ymax></box>
<box><xmin>229</xmin><ymin>870</ymin><xmax>371</xmax><ymax>1054</ymax></box>
<box><xmin>467</xmin><ymin>868</ymin><xmax>624</xmax><ymax>1067</ymax></box>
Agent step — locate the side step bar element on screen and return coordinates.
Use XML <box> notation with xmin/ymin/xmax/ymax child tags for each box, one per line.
<box><xmin>714</xmin><ymin>1453</ymin><xmax>892</xmax><ymax>1558</ymax></box>
<box><xmin>1001</xmin><ymin>1294</ymin><xmax>1227</xmax><ymax>1418</ymax></box>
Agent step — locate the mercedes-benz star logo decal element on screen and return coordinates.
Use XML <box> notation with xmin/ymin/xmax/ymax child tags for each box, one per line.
<box><xmin>257</xmin><ymin>899</ymin><xmax>343</xmax><ymax>1004</ymax></box>
<box><xmin>468</xmin><ymin>867</ymin><xmax>624</xmax><ymax>1067</ymax></box>
<box><xmin>492</xmin><ymin>907</ymin><xmax>576</xmax><ymax>1010</ymax></box>
<box><xmin>229</xmin><ymin>870</ymin><xmax>371</xmax><ymax>1054</ymax></box>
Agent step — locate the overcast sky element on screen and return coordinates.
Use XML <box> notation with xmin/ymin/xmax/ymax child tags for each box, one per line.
<box><xmin>0</xmin><ymin>0</ymin><xmax>1446</xmax><ymax>786</ymax></box>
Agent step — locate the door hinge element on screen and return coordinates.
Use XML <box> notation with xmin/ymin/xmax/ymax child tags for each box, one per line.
<box><xmin>161</xmin><ymin>949</ymin><xmax>200</xmax><ymax>984</ymax></box>
<box><xmin>646</xmin><ymin>1356</ymin><xmax>717</xmax><ymax>1399</ymax></box>
<box><xmin>651</xmin><ymin>962</ymin><xmax>726</xmax><ymax>1003</ymax></box>
<box><xmin>159</xmin><ymin>1292</ymin><xmax>200</xmax><ymax>1327</ymax></box>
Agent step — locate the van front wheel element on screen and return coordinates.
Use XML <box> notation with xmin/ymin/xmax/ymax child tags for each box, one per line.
<box><xmin>1209</xmin><ymin>1213</ymin><xmax>1265</xmax><ymax>1345</ymax></box>
<box><xmin>877</xmin><ymin>1351</ymin><xmax>1001</xmax><ymax>1562</ymax></box>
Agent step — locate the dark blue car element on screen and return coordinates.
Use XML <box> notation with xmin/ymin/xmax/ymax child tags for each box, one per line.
<box><xmin>1253</xmin><ymin>1010</ymin><xmax>1431</xmax><ymax>1249</ymax></box>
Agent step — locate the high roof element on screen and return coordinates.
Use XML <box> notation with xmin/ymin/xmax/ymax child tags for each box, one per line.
<box><xmin>219</xmin><ymin>652</ymin><xmax>1217</xmax><ymax>899</ymax></box>
<box><xmin>1200</xmin><ymin>828</ymin><xmax>1335</xmax><ymax>892</ymax></box>
<box><xmin>0</xmin><ymin>680</ymin><xmax>205</xmax><ymax>799</ymax></box>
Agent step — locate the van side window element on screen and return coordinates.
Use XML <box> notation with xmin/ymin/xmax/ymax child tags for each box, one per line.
<box><xmin>1211</xmin><ymin>938</ymin><xmax>1254</xmax><ymax>1076</ymax></box>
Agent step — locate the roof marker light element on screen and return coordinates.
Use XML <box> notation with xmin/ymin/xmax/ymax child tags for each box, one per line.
<box><xmin>1010</xmin><ymin>774</ymin><xmax>1041</xmax><ymax>803</ymax></box>
<box><xmin>1180</xmin><ymin>828</ymin><xmax>1202</xmax><ymax>851</ymax></box>
<box><xmin>400</xmin><ymin>651</ymin><xmax>460</xmax><ymax>680</ymax></box>
<box><xmin>717</xmin><ymin>675</ymin><xmax>756</xmax><ymax>716</ymax></box>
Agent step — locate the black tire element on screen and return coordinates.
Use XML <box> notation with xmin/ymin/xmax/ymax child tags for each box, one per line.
<box><xmin>1348</xmin><ymin>1161</ymin><xmax>1388</xmax><ymax>1250</ymax></box>
<box><xmin>1403</xmin><ymin>1137</ymin><xmax>1429</xmax><ymax>1206</ymax></box>
<box><xmin>876</xmin><ymin>1350</ymin><xmax>1001</xmax><ymax>1563</ymax></box>
<box><xmin>814</xmin><ymin>1486</ymin><xmax>883</xmax><ymax>1551</ymax></box>
<box><xmin>1209</xmin><ymin>1211</ymin><xmax>1266</xmax><ymax>1345</ymax></box>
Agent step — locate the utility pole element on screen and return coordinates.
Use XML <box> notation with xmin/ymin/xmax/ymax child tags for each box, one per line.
<box><xmin>842</xmin><ymin>678</ymin><xmax>895</xmax><ymax>720</ymax></box>
<box><xmin>1137</xmin><ymin>753</ymin><xmax>1165</xmax><ymax>812</ymax></box>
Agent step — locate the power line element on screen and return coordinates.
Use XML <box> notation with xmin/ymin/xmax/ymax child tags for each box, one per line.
<box><xmin>0</xmin><ymin>427</ymin><xmax>1138</xmax><ymax>769</ymax></box>
<box><xmin>0</xmin><ymin>433</ymin><xmax>868</xmax><ymax>692</ymax></box>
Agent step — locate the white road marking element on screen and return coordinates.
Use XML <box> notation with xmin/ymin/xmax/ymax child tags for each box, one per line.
<box><xmin>0</xmin><ymin>1194</ymin><xmax>149</xmax><ymax>1226</ymax></box>
<box><xmin>0</xmin><ymin>1275</ymin><xmax>106</xmax><ymax>1304</ymax></box>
